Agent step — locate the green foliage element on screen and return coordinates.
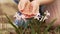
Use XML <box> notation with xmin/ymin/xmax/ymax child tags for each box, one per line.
<box><xmin>5</xmin><ymin>14</ymin><xmax>20</xmax><ymax>34</ymax></box>
<box><xmin>5</xmin><ymin>14</ymin><xmax>57</xmax><ymax>34</ymax></box>
<box><xmin>43</xmin><ymin>18</ymin><xmax>57</xmax><ymax>34</ymax></box>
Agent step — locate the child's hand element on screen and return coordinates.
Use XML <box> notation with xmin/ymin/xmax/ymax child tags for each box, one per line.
<box><xmin>20</xmin><ymin>1</ymin><xmax>33</xmax><ymax>15</ymax></box>
<box><xmin>18</xmin><ymin>0</ymin><xmax>29</xmax><ymax>11</ymax></box>
<box><xmin>31</xmin><ymin>1</ymin><xmax>39</xmax><ymax>15</ymax></box>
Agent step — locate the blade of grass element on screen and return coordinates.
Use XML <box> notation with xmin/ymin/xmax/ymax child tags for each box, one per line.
<box><xmin>43</xmin><ymin>18</ymin><xmax>57</xmax><ymax>34</ymax></box>
<box><xmin>55</xmin><ymin>25</ymin><xmax>60</xmax><ymax>34</ymax></box>
<box><xmin>5</xmin><ymin>14</ymin><xmax>20</xmax><ymax>34</ymax></box>
<box><xmin>31</xmin><ymin>25</ymin><xmax>36</xmax><ymax>34</ymax></box>
<box><xmin>29</xmin><ymin>19</ymin><xmax>36</xmax><ymax>34</ymax></box>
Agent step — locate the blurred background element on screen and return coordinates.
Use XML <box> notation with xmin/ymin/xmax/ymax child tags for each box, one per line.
<box><xmin>0</xmin><ymin>0</ymin><xmax>60</xmax><ymax>34</ymax></box>
<box><xmin>0</xmin><ymin>0</ymin><xmax>18</xmax><ymax>34</ymax></box>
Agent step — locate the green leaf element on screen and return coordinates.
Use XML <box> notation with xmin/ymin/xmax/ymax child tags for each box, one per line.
<box><xmin>31</xmin><ymin>25</ymin><xmax>36</xmax><ymax>34</ymax></box>
<box><xmin>55</xmin><ymin>25</ymin><xmax>60</xmax><ymax>32</ymax></box>
<box><xmin>5</xmin><ymin>14</ymin><xmax>20</xmax><ymax>34</ymax></box>
<box><xmin>28</xmin><ymin>19</ymin><xmax>36</xmax><ymax>34</ymax></box>
<box><xmin>43</xmin><ymin>18</ymin><xmax>57</xmax><ymax>34</ymax></box>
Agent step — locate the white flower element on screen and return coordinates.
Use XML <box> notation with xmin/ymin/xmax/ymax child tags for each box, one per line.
<box><xmin>21</xmin><ymin>15</ymin><xmax>26</xmax><ymax>21</ymax></box>
<box><xmin>21</xmin><ymin>15</ymin><xmax>25</xmax><ymax>18</ymax></box>
<box><xmin>40</xmin><ymin>16</ymin><xmax>48</xmax><ymax>21</ymax></box>
<box><xmin>40</xmin><ymin>10</ymin><xmax>50</xmax><ymax>21</ymax></box>
<box><xmin>44</xmin><ymin>10</ymin><xmax>50</xmax><ymax>21</ymax></box>
<box><xmin>14</xmin><ymin>12</ymin><xmax>22</xmax><ymax>20</ymax></box>
<box><xmin>43</xmin><ymin>16</ymin><xmax>48</xmax><ymax>20</ymax></box>
<box><xmin>34</xmin><ymin>13</ymin><xmax>41</xmax><ymax>20</ymax></box>
<box><xmin>44</xmin><ymin>10</ymin><xmax>50</xmax><ymax>16</ymax></box>
<box><xmin>39</xmin><ymin>16</ymin><xmax>44</xmax><ymax>21</ymax></box>
<box><xmin>13</xmin><ymin>12</ymin><xmax>18</xmax><ymax>17</ymax></box>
